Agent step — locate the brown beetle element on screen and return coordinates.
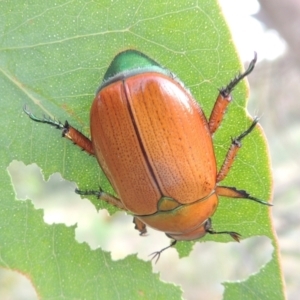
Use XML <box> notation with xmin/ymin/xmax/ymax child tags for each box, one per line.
<box><xmin>24</xmin><ymin>50</ymin><xmax>271</xmax><ymax>261</ymax></box>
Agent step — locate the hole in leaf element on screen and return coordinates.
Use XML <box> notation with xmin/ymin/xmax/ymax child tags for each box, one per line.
<box><xmin>0</xmin><ymin>268</ymin><xmax>38</xmax><ymax>300</ymax></box>
<box><xmin>8</xmin><ymin>160</ymin><xmax>273</xmax><ymax>299</ymax></box>
<box><xmin>7</xmin><ymin>160</ymin><xmax>168</xmax><ymax>260</ymax></box>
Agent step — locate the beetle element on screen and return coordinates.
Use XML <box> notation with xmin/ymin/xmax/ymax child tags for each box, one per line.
<box><xmin>24</xmin><ymin>49</ymin><xmax>271</xmax><ymax>261</ymax></box>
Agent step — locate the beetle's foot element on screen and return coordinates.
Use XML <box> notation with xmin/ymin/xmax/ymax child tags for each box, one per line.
<box><xmin>149</xmin><ymin>251</ymin><xmax>161</xmax><ymax>264</ymax></box>
<box><xmin>207</xmin><ymin>229</ymin><xmax>242</xmax><ymax>242</ymax></box>
<box><xmin>24</xmin><ymin>105</ymin><xmax>95</xmax><ymax>155</ymax></box>
<box><xmin>133</xmin><ymin>217</ymin><xmax>148</xmax><ymax>235</ymax></box>
<box><xmin>23</xmin><ymin>105</ymin><xmax>66</xmax><ymax>130</ymax></box>
<box><xmin>216</xmin><ymin>186</ymin><xmax>273</xmax><ymax>206</ymax></box>
<box><xmin>235</xmin><ymin>117</ymin><xmax>259</xmax><ymax>143</ymax></box>
<box><xmin>149</xmin><ymin>240</ymin><xmax>177</xmax><ymax>263</ymax></box>
<box><xmin>220</xmin><ymin>52</ymin><xmax>257</xmax><ymax>97</ymax></box>
<box><xmin>216</xmin><ymin>118</ymin><xmax>261</xmax><ymax>183</ymax></box>
<box><xmin>75</xmin><ymin>188</ymin><xmax>103</xmax><ymax>198</ymax></box>
<box><xmin>236</xmin><ymin>190</ymin><xmax>273</xmax><ymax>206</ymax></box>
<box><xmin>227</xmin><ymin>231</ymin><xmax>241</xmax><ymax>242</ymax></box>
<box><xmin>76</xmin><ymin>187</ymin><xmax>127</xmax><ymax>210</ymax></box>
<box><xmin>75</xmin><ymin>187</ymin><xmax>110</xmax><ymax>200</ymax></box>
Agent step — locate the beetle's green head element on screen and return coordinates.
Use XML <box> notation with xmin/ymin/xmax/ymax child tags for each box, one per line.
<box><xmin>99</xmin><ymin>49</ymin><xmax>173</xmax><ymax>91</ymax></box>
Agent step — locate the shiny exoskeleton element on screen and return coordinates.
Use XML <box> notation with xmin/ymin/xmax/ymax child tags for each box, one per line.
<box><xmin>24</xmin><ymin>50</ymin><xmax>271</xmax><ymax>261</ymax></box>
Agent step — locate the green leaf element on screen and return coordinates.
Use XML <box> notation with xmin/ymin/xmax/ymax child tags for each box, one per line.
<box><xmin>0</xmin><ymin>0</ymin><xmax>284</xmax><ymax>299</ymax></box>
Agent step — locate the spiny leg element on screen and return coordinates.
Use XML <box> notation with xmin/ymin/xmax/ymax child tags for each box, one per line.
<box><xmin>209</xmin><ymin>53</ymin><xmax>257</xmax><ymax>135</ymax></box>
<box><xmin>206</xmin><ymin>229</ymin><xmax>241</xmax><ymax>242</ymax></box>
<box><xmin>195</xmin><ymin>218</ymin><xmax>241</xmax><ymax>242</ymax></box>
<box><xmin>215</xmin><ymin>117</ymin><xmax>272</xmax><ymax>206</ymax></box>
<box><xmin>213</xmin><ymin>186</ymin><xmax>272</xmax><ymax>241</ymax></box>
<box><xmin>23</xmin><ymin>105</ymin><xmax>94</xmax><ymax>155</ymax></box>
<box><xmin>216</xmin><ymin>186</ymin><xmax>272</xmax><ymax>206</ymax></box>
<box><xmin>216</xmin><ymin>117</ymin><xmax>259</xmax><ymax>183</ymax></box>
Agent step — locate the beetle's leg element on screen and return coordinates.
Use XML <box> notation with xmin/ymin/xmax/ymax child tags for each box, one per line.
<box><xmin>23</xmin><ymin>105</ymin><xmax>94</xmax><ymax>155</ymax></box>
<box><xmin>75</xmin><ymin>188</ymin><xmax>128</xmax><ymax>210</ymax></box>
<box><xmin>204</xmin><ymin>218</ymin><xmax>241</xmax><ymax>242</ymax></box>
<box><xmin>77</xmin><ymin>189</ymin><xmax>149</xmax><ymax>236</ymax></box>
<box><xmin>206</xmin><ymin>228</ymin><xmax>242</xmax><ymax>242</ymax></box>
<box><xmin>216</xmin><ymin>186</ymin><xmax>272</xmax><ymax>206</ymax></box>
<box><xmin>149</xmin><ymin>239</ymin><xmax>177</xmax><ymax>263</ymax></box>
<box><xmin>216</xmin><ymin>118</ymin><xmax>258</xmax><ymax>183</ymax></box>
<box><xmin>215</xmin><ymin>118</ymin><xmax>272</xmax><ymax>206</ymax></box>
<box><xmin>208</xmin><ymin>53</ymin><xmax>257</xmax><ymax>135</ymax></box>
<box><xmin>133</xmin><ymin>217</ymin><xmax>147</xmax><ymax>235</ymax></box>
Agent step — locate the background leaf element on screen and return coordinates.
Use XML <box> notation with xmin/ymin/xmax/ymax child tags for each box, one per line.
<box><xmin>0</xmin><ymin>0</ymin><xmax>283</xmax><ymax>299</ymax></box>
